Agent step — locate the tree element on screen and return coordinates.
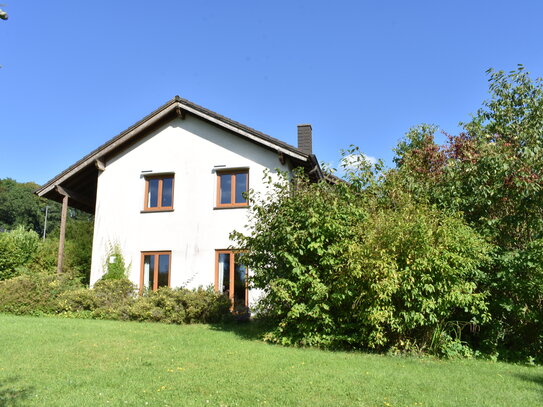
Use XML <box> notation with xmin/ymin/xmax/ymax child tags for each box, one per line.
<box><xmin>0</xmin><ymin>178</ymin><xmax>94</xmax><ymax>283</ymax></box>
<box><xmin>234</xmin><ymin>66</ymin><xmax>543</xmax><ymax>360</ymax></box>
<box><xmin>0</xmin><ymin>179</ymin><xmax>44</xmax><ymax>233</ymax></box>
<box><xmin>395</xmin><ymin>66</ymin><xmax>543</xmax><ymax>249</ymax></box>
<box><xmin>64</xmin><ymin>218</ymin><xmax>94</xmax><ymax>284</ymax></box>
<box><xmin>393</xmin><ymin>66</ymin><xmax>543</xmax><ymax>361</ymax></box>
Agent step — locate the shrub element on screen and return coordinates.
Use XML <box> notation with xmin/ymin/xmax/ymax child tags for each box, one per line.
<box><xmin>56</xmin><ymin>280</ymin><xmax>230</xmax><ymax>324</ymax></box>
<box><xmin>64</xmin><ymin>219</ymin><xmax>94</xmax><ymax>284</ymax></box>
<box><xmin>181</xmin><ymin>286</ymin><xmax>232</xmax><ymax>323</ymax></box>
<box><xmin>0</xmin><ymin>256</ymin><xmax>230</xmax><ymax>324</ymax></box>
<box><xmin>0</xmin><ymin>271</ymin><xmax>82</xmax><ymax>315</ymax></box>
<box><xmin>0</xmin><ymin>226</ymin><xmax>40</xmax><ymax>280</ymax></box>
<box><xmin>343</xmin><ymin>201</ymin><xmax>490</xmax><ymax>352</ymax></box>
<box><xmin>91</xmin><ymin>278</ymin><xmax>138</xmax><ymax>320</ymax></box>
<box><xmin>233</xmin><ymin>171</ymin><xmax>490</xmax><ymax>353</ymax></box>
<box><xmin>128</xmin><ymin>287</ymin><xmax>230</xmax><ymax>324</ymax></box>
<box><xmin>58</xmin><ymin>288</ymin><xmax>98</xmax><ymax>312</ymax></box>
<box><xmin>233</xmin><ymin>170</ymin><xmax>364</xmax><ymax>347</ymax></box>
<box><xmin>24</xmin><ymin>237</ymin><xmax>59</xmax><ymax>274</ymax></box>
<box><xmin>93</xmin><ymin>278</ymin><xmax>136</xmax><ymax>305</ymax></box>
<box><xmin>129</xmin><ymin>288</ymin><xmax>187</xmax><ymax>324</ymax></box>
<box><xmin>478</xmin><ymin>240</ymin><xmax>543</xmax><ymax>362</ymax></box>
<box><xmin>58</xmin><ymin>278</ymin><xmax>136</xmax><ymax>320</ymax></box>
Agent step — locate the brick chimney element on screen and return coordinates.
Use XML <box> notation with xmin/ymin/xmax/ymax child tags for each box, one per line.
<box><xmin>297</xmin><ymin>124</ymin><xmax>312</xmax><ymax>155</ymax></box>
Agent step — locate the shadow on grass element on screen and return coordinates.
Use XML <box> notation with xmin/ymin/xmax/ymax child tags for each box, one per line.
<box><xmin>209</xmin><ymin>319</ymin><xmax>270</xmax><ymax>342</ymax></box>
<box><xmin>515</xmin><ymin>372</ymin><xmax>543</xmax><ymax>400</ymax></box>
<box><xmin>0</xmin><ymin>377</ymin><xmax>33</xmax><ymax>407</ymax></box>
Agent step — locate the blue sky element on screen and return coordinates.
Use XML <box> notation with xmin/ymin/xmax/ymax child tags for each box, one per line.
<box><xmin>2</xmin><ymin>1</ymin><xmax>543</xmax><ymax>184</ymax></box>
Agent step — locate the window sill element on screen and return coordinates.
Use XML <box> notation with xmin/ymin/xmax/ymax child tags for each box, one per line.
<box><xmin>140</xmin><ymin>209</ymin><xmax>174</xmax><ymax>213</ymax></box>
<box><xmin>213</xmin><ymin>205</ymin><xmax>249</xmax><ymax>210</ymax></box>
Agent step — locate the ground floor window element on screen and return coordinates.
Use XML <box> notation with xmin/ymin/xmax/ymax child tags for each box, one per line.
<box><xmin>140</xmin><ymin>251</ymin><xmax>171</xmax><ymax>292</ymax></box>
<box><xmin>215</xmin><ymin>250</ymin><xmax>248</xmax><ymax>309</ymax></box>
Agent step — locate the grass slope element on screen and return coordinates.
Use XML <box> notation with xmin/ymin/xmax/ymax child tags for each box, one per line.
<box><xmin>1</xmin><ymin>314</ymin><xmax>542</xmax><ymax>407</ymax></box>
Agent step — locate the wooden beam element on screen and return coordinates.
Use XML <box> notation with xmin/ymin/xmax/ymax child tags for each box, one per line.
<box><xmin>55</xmin><ymin>185</ymin><xmax>92</xmax><ymax>208</ymax></box>
<box><xmin>278</xmin><ymin>151</ymin><xmax>286</xmax><ymax>165</ymax></box>
<box><xmin>95</xmin><ymin>159</ymin><xmax>105</xmax><ymax>171</ymax></box>
<box><xmin>175</xmin><ymin>106</ymin><xmax>186</xmax><ymax>119</ymax></box>
<box><xmin>56</xmin><ymin>194</ymin><xmax>68</xmax><ymax>275</ymax></box>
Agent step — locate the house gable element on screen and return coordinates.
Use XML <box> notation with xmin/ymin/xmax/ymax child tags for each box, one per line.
<box><xmin>35</xmin><ymin>96</ymin><xmax>323</xmax><ymax>212</ymax></box>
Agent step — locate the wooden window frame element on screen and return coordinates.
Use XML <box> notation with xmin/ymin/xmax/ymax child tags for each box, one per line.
<box><xmin>143</xmin><ymin>175</ymin><xmax>174</xmax><ymax>212</ymax></box>
<box><xmin>214</xmin><ymin>250</ymin><xmax>248</xmax><ymax>308</ymax></box>
<box><xmin>216</xmin><ymin>169</ymin><xmax>249</xmax><ymax>208</ymax></box>
<box><xmin>139</xmin><ymin>251</ymin><xmax>172</xmax><ymax>293</ymax></box>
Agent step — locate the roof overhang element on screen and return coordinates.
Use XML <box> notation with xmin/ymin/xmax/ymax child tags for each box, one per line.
<box><xmin>36</xmin><ymin>96</ymin><xmax>322</xmax><ymax>213</ymax></box>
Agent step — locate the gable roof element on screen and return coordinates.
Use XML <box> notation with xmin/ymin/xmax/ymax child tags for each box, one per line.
<box><xmin>35</xmin><ymin>96</ymin><xmax>324</xmax><ymax>212</ymax></box>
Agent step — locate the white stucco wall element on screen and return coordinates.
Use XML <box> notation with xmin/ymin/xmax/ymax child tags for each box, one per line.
<box><xmin>89</xmin><ymin>115</ymin><xmax>292</xmax><ymax>307</ymax></box>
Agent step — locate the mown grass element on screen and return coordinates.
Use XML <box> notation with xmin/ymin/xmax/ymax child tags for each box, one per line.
<box><xmin>1</xmin><ymin>314</ymin><xmax>542</xmax><ymax>407</ymax></box>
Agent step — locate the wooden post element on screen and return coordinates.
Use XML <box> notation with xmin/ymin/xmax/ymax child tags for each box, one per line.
<box><xmin>57</xmin><ymin>193</ymin><xmax>69</xmax><ymax>275</ymax></box>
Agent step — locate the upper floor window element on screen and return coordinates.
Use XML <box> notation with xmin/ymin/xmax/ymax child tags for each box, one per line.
<box><xmin>144</xmin><ymin>175</ymin><xmax>174</xmax><ymax>211</ymax></box>
<box><xmin>216</xmin><ymin>170</ymin><xmax>248</xmax><ymax>208</ymax></box>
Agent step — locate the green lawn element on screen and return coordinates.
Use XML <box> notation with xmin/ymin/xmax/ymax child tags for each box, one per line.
<box><xmin>0</xmin><ymin>315</ymin><xmax>542</xmax><ymax>407</ymax></box>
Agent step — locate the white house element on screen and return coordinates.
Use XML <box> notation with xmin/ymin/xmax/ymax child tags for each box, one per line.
<box><xmin>36</xmin><ymin>96</ymin><xmax>324</xmax><ymax>308</ymax></box>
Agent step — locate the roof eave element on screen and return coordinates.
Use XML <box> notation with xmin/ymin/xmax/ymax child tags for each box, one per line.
<box><xmin>35</xmin><ymin>98</ymin><xmax>179</xmax><ymax>199</ymax></box>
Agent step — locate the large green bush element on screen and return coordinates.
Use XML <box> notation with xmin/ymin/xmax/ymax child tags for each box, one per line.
<box><xmin>234</xmin><ymin>171</ymin><xmax>363</xmax><ymax>347</ymax></box>
<box><xmin>56</xmin><ymin>279</ymin><xmax>231</xmax><ymax>324</ymax></box>
<box><xmin>0</xmin><ymin>271</ymin><xmax>83</xmax><ymax>315</ymax></box>
<box><xmin>58</xmin><ymin>278</ymin><xmax>136</xmax><ymax>319</ymax></box>
<box><xmin>0</xmin><ymin>226</ymin><xmax>40</xmax><ymax>280</ymax></box>
<box><xmin>124</xmin><ymin>286</ymin><xmax>230</xmax><ymax>324</ymax></box>
<box><xmin>1</xmin><ymin>271</ymin><xmax>231</xmax><ymax>325</ymax></box>
<box><xmin>26</xmin><ymin>237</ymin><xmax>59</xmax><ymax>274</ymax></box>
<box><xmin>233</xmin><ymin>171</ymin><xmax>490</xmax><ymax>353</ymax></box>
<box><xmin>344</xmin><ymin>200</ymin><xmax>490</xmax><ymax>352</ymax></box>
<box><xmin>0</xmin><ymin>221</ymin><xmax>93</xmax><ymax>283</ymax></box>
<box><xmin>64</xmin><ymin>219</ymin><xmax>94</xmax><ymax>284</ymax></box>
<box><xmin>480</xmin><ymin>241</ymin><xmax>543</xmax><ymax>360</ymax></box>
